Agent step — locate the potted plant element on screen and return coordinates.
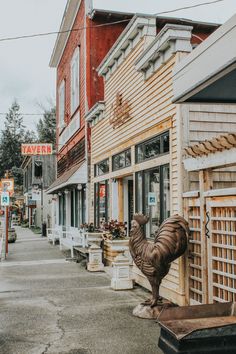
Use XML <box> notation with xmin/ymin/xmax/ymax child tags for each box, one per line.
<box><xmin>100</xmin><ymin>220</ymin><xmax>129</xmax><ymax>265</ymax></box>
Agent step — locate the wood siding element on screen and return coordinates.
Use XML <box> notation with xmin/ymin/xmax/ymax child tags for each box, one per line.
<box><xmin>90</xmin><ymin>37</ymin><xmax>186</xmax><ymax>304</ymax></box>
<box><xmin>181</xmin><ymin>104</ymin><xmax>236</xmax><ymax>191</ymax></box>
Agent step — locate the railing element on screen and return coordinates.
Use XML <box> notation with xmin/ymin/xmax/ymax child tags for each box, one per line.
<box><xmin>58</xmin><ymin>111</ymin><xmax>80</xmax><ymax>147</ymax></box>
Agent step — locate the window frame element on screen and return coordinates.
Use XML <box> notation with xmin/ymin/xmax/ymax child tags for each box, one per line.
<box><xmin>135</xmin><ymin>164</ymin><xmax>170</xmax><ymax>238</ymax></box>
<box><xmin>112</xmin><ymin>149</ymin><xmax>131</xmax><ymax>171</ymax></box>
<box><xmin>135</xmin><ymin>131</ymin><xmax>170</xmax><ymax>164</ymax></box>
<box><xmin>94</xmin><ymin>159</ymin><xmax>110</xmax><ymax>177</ymax></box>
<box><xmin>58</xmin><ymin>80</ymin><xmax>65</xmax><ymax>129</ymax></box>
<box><xmin>70</xmin><ymin>47</ymin><xmax>80</xmax><ymax>115</ymax></box>
<box><xmin>94</xmin><ymin>181</ymin><xmax>109</xmax><ymax>227</ymax></box>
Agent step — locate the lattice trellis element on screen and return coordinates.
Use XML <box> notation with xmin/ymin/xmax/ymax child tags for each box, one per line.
<box><xmin>184</xmin><ymin>195</ymin><xmax>204</xmax><ymax>304</ymax></box>
<box><xmin>207</xmin><ymin>196</ymin><xmax>236</xmax><ymax>303</ymax></box>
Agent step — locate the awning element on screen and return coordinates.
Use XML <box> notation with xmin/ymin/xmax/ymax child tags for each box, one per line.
<box><xmin>47</xmin><ymin>160</ymin><xmax>87</xmax><ymax>194</ymax></box>
<box><xmin>173</xmin><ymin>14</ymin><xmax>236</xmax><ymax>104</ymax></box>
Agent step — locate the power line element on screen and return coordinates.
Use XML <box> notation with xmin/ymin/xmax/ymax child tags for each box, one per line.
<box><xmin>0</xmin><ymin>0</ymin><xmax>226</xmax><ymax>43</ymax></box>
<box><xmin>154</xmin><ymin>0</ymin><xmax>225</xmax><ymax>16</ymax></box>
<box><xmin>0</xmin><ymin>113</ymin><xmax>44</xmax><ymax>116</ymax></box>
<box><xmin>0</xmin><ymin>19</ymin><xmax>130</xmax><ymax>43</ymax></box>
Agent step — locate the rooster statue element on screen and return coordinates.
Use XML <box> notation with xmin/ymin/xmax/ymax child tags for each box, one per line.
<box><xmin>129</xmin><ymin>214</ymin><xmax>189</xmax><ymax>308</ymax></box>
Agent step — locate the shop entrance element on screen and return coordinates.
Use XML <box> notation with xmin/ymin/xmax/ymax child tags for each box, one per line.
<box><xmin>122</xmin><ymin>175</ymin><xmax>134</xmax><ymax>235</ymax></box>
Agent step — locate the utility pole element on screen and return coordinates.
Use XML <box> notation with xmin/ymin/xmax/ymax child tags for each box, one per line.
<box><xmin>41</xmin><ymin>174</ymin><xmax>44</xmax><ymax>236</ymax></box>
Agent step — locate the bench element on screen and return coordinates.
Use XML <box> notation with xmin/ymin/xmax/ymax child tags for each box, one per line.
<box><xmin>59</xmin><ymin>229</ymin><xmax>83</xmax><ymax>258</ymax></box>
<box><xmin>47</xmin><ymin>227</ymin><xmax>62</xmax><ymax>245</ymax></box>
<box><xmin>82</xmin><ymin>232</ymin><xmax>103</xmax><ymax>248</ymax></box>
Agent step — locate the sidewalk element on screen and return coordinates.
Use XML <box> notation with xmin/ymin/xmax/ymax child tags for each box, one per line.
<box><xmin>0</xmin><ymin>226</ymin><xmax>163</xmax><ymax>354</ymax></box>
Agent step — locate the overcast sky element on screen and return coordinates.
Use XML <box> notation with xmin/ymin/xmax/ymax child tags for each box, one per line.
<box><xmin>0</xmin><ymin>0</ymin><xmax>235</xmax><ymax>132</ymax></box>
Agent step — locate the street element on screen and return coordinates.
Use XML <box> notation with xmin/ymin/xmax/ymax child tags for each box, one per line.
<box><xmin>0</xmin><ymin>227</ymin><xmax>162</xmax><ymax>354</ymax></box>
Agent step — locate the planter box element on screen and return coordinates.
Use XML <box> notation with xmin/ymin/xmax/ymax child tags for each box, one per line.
<box><xmin>103</xmin><ymin>238</ymin><xmax>129</xmax><ymax>266</ymax></box>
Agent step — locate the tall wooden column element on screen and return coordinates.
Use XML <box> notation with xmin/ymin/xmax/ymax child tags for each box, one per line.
<box><xmin>199</xmin><ymin>168</ymin><xmax>213</xmax><ymax>304</ymax></box>
<box><xmin>118</xmin><ymin>179</ymin><xmax>124</xmax><ymax>222</ymax></box>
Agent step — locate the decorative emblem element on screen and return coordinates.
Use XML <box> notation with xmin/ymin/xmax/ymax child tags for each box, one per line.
<box><xmin>110</xmin><ymin>93</ymin><xmax>131</xmax><ymax>129</ymax></box>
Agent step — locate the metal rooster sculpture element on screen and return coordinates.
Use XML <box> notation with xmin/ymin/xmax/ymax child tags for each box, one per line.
<box><xmin>129</xmin><ymin>214</ymin><xmax>189</xmax><ymax>307</ymax></box>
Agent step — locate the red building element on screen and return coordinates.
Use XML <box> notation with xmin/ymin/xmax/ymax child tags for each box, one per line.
<box><xmin>47</xmin><ymin>0</ymin><xmax>131</xmax><ymax>229</ymax></box>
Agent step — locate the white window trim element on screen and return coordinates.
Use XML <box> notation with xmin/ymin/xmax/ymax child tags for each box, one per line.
<box><xmin>71</xmin><ymin>47</ymin><xmax>80</xmax><ymax>115</ymax></box>
<box><xmin>58</xmin><ymin>80</ymin><xmax>66</xmax><ymax>131</ymax></box>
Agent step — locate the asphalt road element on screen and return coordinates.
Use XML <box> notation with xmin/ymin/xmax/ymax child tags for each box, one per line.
<box><xmin>0</xmin><ymin>226</ymin><xmax>163</xmax><ymax>354</ymax></box>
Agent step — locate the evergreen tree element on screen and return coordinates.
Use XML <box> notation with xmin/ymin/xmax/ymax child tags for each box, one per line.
<box><xmin>0</xmin><ymin>101</ymin><xmax>36</xmax><ymax>186</ymax></box>
<box><xmin>37</xmin><ymin>106</ymin><xmax>56</xmax><ymax>147</ymax></box>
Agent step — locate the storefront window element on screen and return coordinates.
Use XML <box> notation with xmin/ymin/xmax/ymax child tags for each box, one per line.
<box><xmin>95</xmin><ymin>159</ymin><xmax>109</xmax><ymax>176</ymax></box>
<box><xmin>59</xmin><ymin>194</ymin><xmax>66</xmax><ymax>226</ymax></box>
<box><xmin>135</xmin><ymin>131</ymin><xmax>169</xmax><ymax>163</ymax></box>
<box><xmin>135</xmin><ymin>164</ymin><xmax>170</xmax><ymax>238</ymax></box>
<box><xmin>112</xmin><ymin>149</ymin><xmax>131</xmax><ymax>171</ymax></box>
<box><xmin>70</xmin><ymin>187</ymin><xmax>85</xmax><ymax>228</ymax></box>
<box><xmin>94</xmin><ymin>181</ymin><xmax>109</xmax><ymax>227</ymax></box>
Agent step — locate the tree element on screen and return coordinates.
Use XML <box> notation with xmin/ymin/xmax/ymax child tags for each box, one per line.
<box><xmin>0</xmin><ymin>101</ymin><xmax>36</xmax><ymax>186</ymax></box>
<box><xmin>37</xmin><ymin>106</ymin><xmax>56</xmax><ymax>147</ymax></box>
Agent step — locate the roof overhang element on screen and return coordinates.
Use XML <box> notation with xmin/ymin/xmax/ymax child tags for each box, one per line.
<box><xmin>47</xmin><ymin>161</ymin><xmax>87</xmax><ymax>194</ymax></box>
<box><xmin>173</xmin><ymin>14</ymin><xmax>236</xmax><ymax>104</ymax></box>
<box><xmin>97</xmin><ymin>15</ymin><xmax>156</xmax><ymax>79</ymax></box>
<box><xmin>49</xmin><ymin>0</ymin><xmax>82</xmax><ymax>68</ymax></box>
<box><xmin>85</xmin><ymin>101</ymin><xmax>105</xmax><ymax>126</ymax></box>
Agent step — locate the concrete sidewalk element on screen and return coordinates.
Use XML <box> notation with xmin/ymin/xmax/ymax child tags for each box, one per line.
<box><xmin>0</xmin><ymin>226</ymin><xmax>163</xmax><ymax>354</ymax></box>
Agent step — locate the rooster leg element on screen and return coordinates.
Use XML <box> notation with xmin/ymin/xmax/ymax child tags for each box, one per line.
<box><xmin>150</xmin><ymin>277</ymin><xmax>163</xmax><ymax>308</ymax></box>
<box><xmin>141</xmin><ymin>277</ymin><xmax>163</xmax><ymax>307</ymax></box>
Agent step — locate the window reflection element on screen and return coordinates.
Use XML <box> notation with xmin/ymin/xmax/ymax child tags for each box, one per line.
<box><xmin>112</xmin><ymin>149</ymin><xmax>131</xmax><ymax>171</ymax></box>
<box><xmin>135</xmin><ymin>131</ymin><xmax>169</xmax><ymax>163</ymax></box>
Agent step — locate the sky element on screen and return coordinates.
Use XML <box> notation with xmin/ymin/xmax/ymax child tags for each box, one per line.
<box><xmin>0</xmin><ymin>0</ymin><xmax>235</xmax><ymax>132</ymax></box>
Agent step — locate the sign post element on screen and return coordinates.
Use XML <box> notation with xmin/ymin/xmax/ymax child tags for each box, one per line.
<box><xmin>1</xmin><ymin>191</ymin><xmax>10</xmax><ymax>256</ymax></box>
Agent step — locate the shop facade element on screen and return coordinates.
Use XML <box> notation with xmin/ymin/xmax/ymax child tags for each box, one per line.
<box><xmin>47</xmin><ymin>0</ymin><xmax>132</xmax><ymax>231</ymax></box>
<box><xmin>86</xmin><ymin>16</ymin><xmax>209</xmax><ymax>305</ymax></box>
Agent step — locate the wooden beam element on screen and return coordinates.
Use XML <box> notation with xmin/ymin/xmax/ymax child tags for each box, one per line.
<box><xmin>118</xmin><ymin>179</ymin><xmax>124</xmax><ymax>222</ymax></box>
<box><xmin>183</xmin><ymin>147</ymin><xmax>236</xmax><ymax>172</ymax></box>
<box><xmin>199</xmin><ymin>169</ymin><xmax>213</xmax><ymax>304</ymax></box>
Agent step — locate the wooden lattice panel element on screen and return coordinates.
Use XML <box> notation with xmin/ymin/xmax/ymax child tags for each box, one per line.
<box><xmin>207</xmin><ymin>196</ymin><xmax>236</xmax><ymax>303</ymax></box>
<box><xmin>184</xmin><ymin>196</ymin><xmax>203</xmax><ymax>304</ymax></box>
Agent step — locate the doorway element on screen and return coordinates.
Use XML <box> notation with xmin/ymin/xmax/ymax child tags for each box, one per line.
<box><xmin>123</xmin><ymin>175</ymin><xmax>134</xmax><ymax>235</ymax></box>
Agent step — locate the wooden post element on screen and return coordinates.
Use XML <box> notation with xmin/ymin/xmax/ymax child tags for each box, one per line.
<box><xmin>199</xmin><ymin>169</ymin><xmax>213</xmax><ymax>304</ymax></box>
<box><xmin>118</xmin><ymin>179</ymin><xmax>124</xmax><ymax>222</ymax></box>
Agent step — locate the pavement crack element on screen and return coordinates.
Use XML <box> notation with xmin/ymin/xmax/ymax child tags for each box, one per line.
<box><xmin>41</xmin><ymin>342</ymin><xmax>51</xmax><ymax>354</ymax></box>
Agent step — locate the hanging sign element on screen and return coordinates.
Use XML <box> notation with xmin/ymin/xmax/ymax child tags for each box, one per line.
<box><xmin>21</xmin><ymin>143</ymin><xmax>52</xmax><ymax>156</ymax></box>
<box><xmin>31</xmin><ymin>187</ymin><xmax>41</xmax><ymax>201</ymax></box>
<box><xmin>148</xmin><ymin>192</ymin><xmax>157</xmax><ymax>206</ymax></box>
<box><xmin>1</xmin><ymin>178</ymin><xmax>14</xmax><ymax>196</ymax></box>
<box><xmin>1</xmin><ymin>192</ymin><xmax>10</xmax><ymax>206</ymax></box>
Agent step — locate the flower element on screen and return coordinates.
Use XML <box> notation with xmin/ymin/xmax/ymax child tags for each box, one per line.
<box><xmin>100</xmin><ymin>219</ymin><xmax>127</xmax><ymax>240</ymax></box>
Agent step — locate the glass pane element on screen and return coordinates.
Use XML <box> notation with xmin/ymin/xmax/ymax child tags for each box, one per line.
<box><xmin>75</xmin><ymin>189</ymin><xmax>78</xmax><ymax>227</ymax></box>
<box><xmin>71</xmin><ymin>190</ymin><xmax>74</xmax><ymax>227</ymax></box>
<box><xmin>136</xmin><ymin>172</ymin><xmax>143</xmax><ymax>213</ymax></box>
<box><xmin>163</xmin><ymin>132</ymin><xmax>170</xmax><ymax>153</ymax></box>
<box><xmin>97</xmin><ymin>159</ymin><xmax>109</xmax><ymax>175</ymax></box>
<box><xmin>145</xmin><ymin>137</ymin><xmax>160</xmax><ymax>159</ymax></box>
<box><xmin>162</xmin><ymin>165</ymin><xmax>170</xmax><ymax>220</ymax></box>
<box><xmin>78</xmin><ymin>189</ymin><xmax>82</xmax><ymax>227</ymax></box>
<box><xmin>125</xmin><ymin>150</ymin><xmax>131</xmax><ymax>167</ymax></box>
<box><xmin>144</xmin><ymin>168</ymin><xmax>160</xmax><ymax>238</ymax></box>
<box><xmin>99</xmin><ymin>182</ymin><xmax>107</xmax><ymax>224</ymax></box>
<box><xmin>63</xmin><ymin>194</ymin><xmax>66</xmax><ymax>226</ymax></box>
<box><xmin>136</xmin><ymin>145</ymin><xmax>143</xmax><ymax>163</ymax></box>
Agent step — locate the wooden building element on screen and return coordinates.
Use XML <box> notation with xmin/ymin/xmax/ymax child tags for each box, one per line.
<box><xmin>22</xmin><ymin>155</ymin><xmax>56</xmax><ymax>228</ymax></box>
<box><xmin>47</xmin><ymin>0</ymin><xmax>132</xmax><ymax>230</ymax></box>
<box><xmin>173</xmin><ymin>15</ymin><xmax>236</xmax><ymax>305</ymax></box>
<box><xmin>86</xmin><ymin>15</ymin><xmax>219</xmax><ymax>305</ymax></box>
